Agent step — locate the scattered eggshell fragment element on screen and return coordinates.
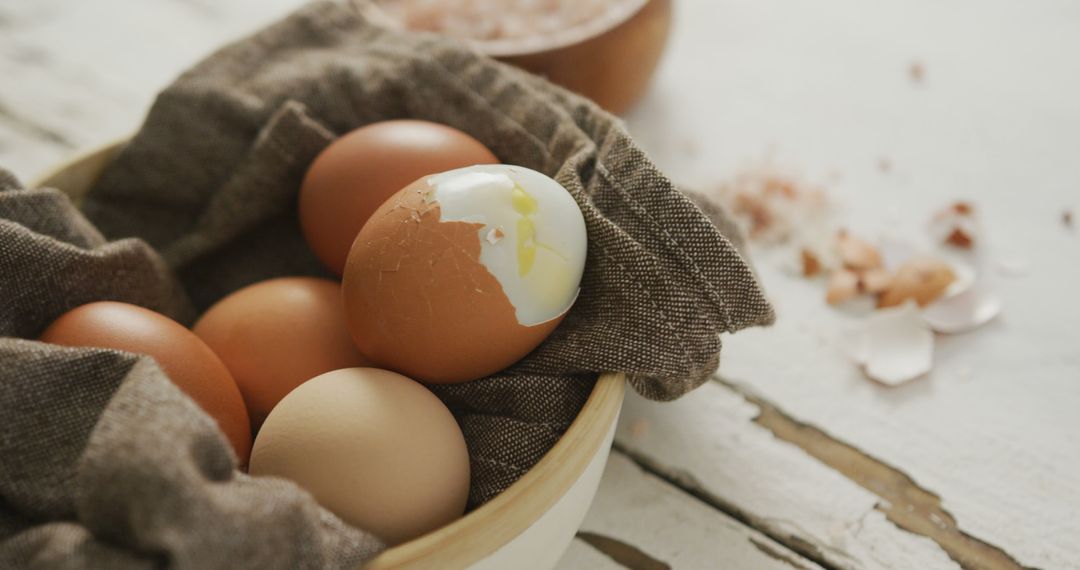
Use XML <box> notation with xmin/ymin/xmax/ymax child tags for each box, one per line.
<box><xmin>716</xmin><ymin>166</ymin><xmax>832</xmax><ymax>244</ymax></box>
<box><xmin>922</xmin><ymin>287</ymin><xmax>1002</xmax><ymax>333</ymax></box>
<box><xmin>942</xmin><ymin>261</ymin><xmax>976</xmax><ymax>298</ymax></box>
<box><xmin>859</xmin><ymin>268</ymin><xmax>893</xmax><ymax>294</ymax></box>
<box><xmin>1064</xmin><ymin>209</ymin><xmax>1074</xmax><ymax>229</ymax></box>
<box><xmin>951</xmin><ymin>202</ymin><xmax>973</xmax><ymax>215</ymax></box>
<box><xmin>930</xmin><ymin>201</ymin><xmax>979</xmax><ymax>249</ymax></box>
<box><xmin>826</xmin><ymin>269</ymin><xmax>860</xmax><ymax>305</ymax></box>
<box><xmin>849</xmin><ymin>302</ymin><xmax>934</xmax><ymax>386</ymax></box>
<box><xmin>801</xmin><ymin>248</ymin><xmax>822</xmax><ymax>277</ymax></box>
<box><xmin>878</xmin><ymin>256</ymin><xmax>956</xmax><ymax>308</ymax></box>
<box><xmin>485</xmin><ymin>227</ymin><xmax>505</xmax><ymax>244</ymax></box>
<box><xmin>800</xmin><ymin>229</ymin><xmax>844</xmax><ymax>271</ymax></box>
<box><xmin>944</xmin><ymin>227</ymin><xmax>974</xmax><ymax>248</ymax></box>
<box><xmin>837</xmin><ymin>231</ymin><xmax>883</xmax><ymax>270</ymax></box>
<box><xmin>732</xmin><ymin>192</ymin><xmax>774</xmax><ymax>239</ymax></box>
<box><xmin>909</xmin><ymin>61</ymin><xmax>925</xmax><ymax>83</ymax></box>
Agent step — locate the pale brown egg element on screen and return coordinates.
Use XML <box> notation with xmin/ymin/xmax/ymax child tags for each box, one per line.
<box><xmin>250</xmin><ymin>367</ymin><xmax>470</xmax><ymax>545</ymax></box>
<box><xmin>299</xmin><ymin>120</ymin><xmax>499</xmax><ymax>275</ymax></box>
<box><xmin>342</xmin><ymin>165</ymin><xmax>588</xmax><ymax>383</ymax></box>
<box><xmin>40</xmin><ymin>301</ymin><xmax>252</xmax><ymax>467</ymax></box>
<box><xmin>192</xmin><ymin>277</ymin><xmax>369</xmax><ymax>430</ymax></box>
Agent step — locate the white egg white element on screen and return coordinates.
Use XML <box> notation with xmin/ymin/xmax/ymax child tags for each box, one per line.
<box><xmin>427</xmin><ymin>164</ymin><xmax>587</xmax><ymax>327</ymax></box>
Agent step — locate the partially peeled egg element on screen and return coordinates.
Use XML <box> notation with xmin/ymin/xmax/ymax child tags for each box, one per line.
<box><xmin>342</xmin><ymin>165</ymin><xmax>587</xmax><ymax>383</ymax></box>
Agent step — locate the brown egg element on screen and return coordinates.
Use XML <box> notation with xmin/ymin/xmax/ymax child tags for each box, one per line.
<box><xmin>193</xmin><ymin>277</ymin><xmax>369</xmax><ymax>429</ymax></box>
<box><xmin>40</xmin><ymin>301</ymin><xmax>252</xmax><ymax>466</ymax></box>
<box><xmin>342</xmin><ymin>165</ymin><xmax>588</xmax><ymax>383</ymax></box>
<box><xmin>299</xmin><ymin>120</ymin><xmax>499</xmax><ymax>275</ymax></box>
<box><xmin>250</xmin><ymin>367</ymin><xmax>470</xmax><ymax>546</ymax></box>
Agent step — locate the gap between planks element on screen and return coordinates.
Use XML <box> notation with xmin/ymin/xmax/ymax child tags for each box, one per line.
<box><xmin>724</xmin><ymin>378</ymin><xmax>1037</xmax><ymax>570</ymax></box>
<box><xmin>575</xmin><ymin>531</ymin><xmax>672</xmax><ymax>570</ymax></box>
<box><xmin>611</xmin><ymin>441</ymin><xmax>843</xmax><ymax>570</ymax></box>
<box><xmin>571</xmin><ymin>531</ymin><xmax>817</xmax><ymax>570</ymax></box>
<box><xmin>568</xmin><ymin>449</ymin><xmax>822</xmax><ymax>570</ymax></box>
<box><xmin>614</xmin><ymin>377</ymin><xmax>1039</xmax><ymax>570</ymax></box>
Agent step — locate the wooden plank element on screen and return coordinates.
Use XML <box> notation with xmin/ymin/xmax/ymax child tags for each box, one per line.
<box><xmin>0</xmin><ymin>123</ymin><xmax>69</xmax><ymax>187</ymax></box>
<box><xmin>0</xmin><ymin>0</ymin><xmax>305</xmax><ymax>180</ymax></box>
<box><xmin>3</xmin><ymin>2</ymin><xmax>1076</xmax><ymax>569</ymax></box>
<box><xmin>0</xmin><ymin>54</ymin><xmax>131</xmax><ymax>181</ymax></box>
<box><xmin>615</xmin><ymin>384</ymin><xmax>960</xmax><ymax>570</ymax></box>
<box><xmin>561</xmin><ymin>453</ymin><xmax>822</xmax><ymax>570</ymax></box>
<box><xmin>622</xmin><ymin>1</ymin><xmax>1080</xmax><ymax>568</ymax></box>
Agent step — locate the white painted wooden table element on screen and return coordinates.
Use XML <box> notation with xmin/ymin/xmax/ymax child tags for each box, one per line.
<box><xmin>2</xmin><ymin>1</ymin><xmax>1077</xmax><ymax>568</ymax></box>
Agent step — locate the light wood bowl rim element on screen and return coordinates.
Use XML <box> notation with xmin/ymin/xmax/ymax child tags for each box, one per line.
<box><xmin>33</xmin><ymin>140</ymin><xmax>628</xmax><ymax>569</ymax></box>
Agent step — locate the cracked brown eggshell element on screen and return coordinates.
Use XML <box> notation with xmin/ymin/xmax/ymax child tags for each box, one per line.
<box><xmin>878</xmin><ymin>257</ymin><xmax>957</xmax><ymax>308</ymax></box>
<box><xmin>299</xmin><ymin>120</ymin><xmax>499</xmax><ymax>275</ymax></box>
<box><xmin>342</xmin><ymin>167</ymin><xmax>585</xmax><ymax>384</ymax></box>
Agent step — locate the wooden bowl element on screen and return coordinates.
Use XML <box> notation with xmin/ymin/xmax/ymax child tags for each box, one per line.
<box><xmin>34</xmin><ymin>142</ymin><xmax>627</xmax><ymax>570</ymax></box>
<box><xmin>371</xmin><ymin>0</ymin><xmax>673</xmax><ymax>115</ymax></box>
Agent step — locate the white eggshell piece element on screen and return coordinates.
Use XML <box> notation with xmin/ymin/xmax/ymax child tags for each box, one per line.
<box><xmin>427</xmin><ymin>165</ymin><xmax>588</xmax><ymax>326</ymax></box>
<box><xmin>922</xmin><ymin>287</ymin><xmax>1002</xmax><ymax>334</ymax></box>
<box><xmin>942</xmin><ymin>261</ymin><xmax>976</xmax><ymax>298</ymax></box>
<box><xmin>850</xmin><ymin>302</ymin><xmax>934</xmax><ymax>386</ymax></box>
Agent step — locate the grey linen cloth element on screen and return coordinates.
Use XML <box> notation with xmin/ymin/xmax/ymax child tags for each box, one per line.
<box><xmin>0</xmin><ymin>1</ymin><xmax>774</xmax><ymax>568</ymax></box>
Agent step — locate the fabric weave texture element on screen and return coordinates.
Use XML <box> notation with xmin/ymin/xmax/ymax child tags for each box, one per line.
<box><xmin>0</xmin><ymin>2</ymin><xmax>773</xmax><ymax>568</ymax></box>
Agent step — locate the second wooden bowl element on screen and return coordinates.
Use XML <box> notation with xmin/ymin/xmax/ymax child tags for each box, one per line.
<box><xmin>369</xmin><ymin>0</ymin><xmax>673</xmax><ymax>115</ymax></box>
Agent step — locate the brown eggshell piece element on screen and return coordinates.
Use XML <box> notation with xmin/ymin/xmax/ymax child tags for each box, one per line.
<box><xmin>193</xmin><ymin>277</ymin><xmax>370</xmax><ymax>429</ymax></box>
<box><xmin>40</xmin><ymin>301</ymin><xmax>252</xmax><ymax>467</ymax></box>
<box><xmin>342</xmin><ymin>178</ymin><xmax>563</xmax><ymax>384</ymax></box>
<box><xmin>859</xmin><ymin>268</ymin><xmax>894</xmax><ymax>295</ymax></box>
<box><xmin>299</xmin><ymin>120</ymin><xmax>499</xmax><ymax>275</ymax></box>
<box><xmin>826</xmin><ymin>269</ymin><xmax>860</xmax><ymax>305</ymax></box>
<box><xmin>878</xmin><ymin>257</ymin><xmax>957</xmax><ymax>308</ymax></box>
<box><xmin>800</xmin><ymin>248</ymin><xmax>822</xmax><ymax>277</ymax></box>
<box><xmin>837</xmin><ymin>231</ymin><xmax>883</xmax><ymax>270</ymax></box>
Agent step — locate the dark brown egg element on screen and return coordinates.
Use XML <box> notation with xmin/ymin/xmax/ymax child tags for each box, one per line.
<box><xmin>40</xmin><ymin>301</ymin><xmax>252</xmax><ymax>467</ymax></box>
<box><xmin>192</xmin><ymin>277</ymin><xmax>370</xmax><ymax>430</ymax></box>
<box><xmin>299</xmin><ymin>120</ymin><xmax>499</xmax><ymax>275</ymax></box>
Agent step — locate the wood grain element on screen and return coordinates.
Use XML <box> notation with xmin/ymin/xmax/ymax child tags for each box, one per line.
<box><xmin>558</xmin><ymin>539</ymin><xmax>623</xmax><ymax>570</ymax></box>
<box><xmin>623</xmin><ymin>0</ymin><xmax>1079</xmax><ymax>567</ymax></box>
<box><xmin>569</xmin><ymin>453</ymin><xmax>821</xmax><ymax>570</ymax></box>
<box><xmin>737</xmin><ymin>380</ymin><xmax>1032</xmax><ymax>570</ymax></box>
<box><xmin>614</xmin><ymin>384</ymin><xmax>961</xmax><ymax>570</ymax></box>
<box><xmin>3</xmin><ymin>0</ymin><xmax>1077</xmax><ymax>568</ymax></box>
